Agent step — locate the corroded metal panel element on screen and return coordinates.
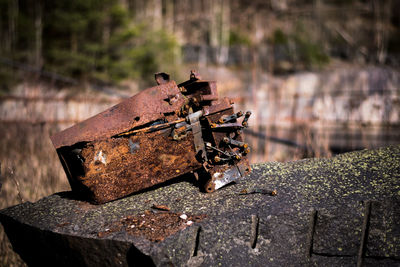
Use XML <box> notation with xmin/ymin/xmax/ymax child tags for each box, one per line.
<box><xmin>51</xmin><ymin>81</ymin><xmax>185</xmax><ymax>148</ymax></box>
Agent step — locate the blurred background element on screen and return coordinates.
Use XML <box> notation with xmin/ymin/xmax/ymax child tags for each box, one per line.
<box><xmin>0</xmin><ymin>0</ymin><xmax>399</xmax><ymax>264</ymax></box>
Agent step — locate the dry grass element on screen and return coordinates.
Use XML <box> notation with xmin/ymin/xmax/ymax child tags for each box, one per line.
<box><xmin>0</xmin><ymin>122</ymin><xmax>70</xmax><ymax>267</ymax></box>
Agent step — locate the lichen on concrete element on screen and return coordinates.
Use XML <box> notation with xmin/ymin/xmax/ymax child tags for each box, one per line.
<box><xmin>1</xmin><ymin>145</ymin><xmax>399</xmax><ymax>266</ymax></box>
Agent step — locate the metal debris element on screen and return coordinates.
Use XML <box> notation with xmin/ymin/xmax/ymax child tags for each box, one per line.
<box><xmin>51</xmin><ymin>71</ymin><xmax>252</xmax><ymax>204</ymax></box>
<box><xmin>97</xmin><ymin>211</ymin><xmax>206</xmax><ymax>242</ymax></box>
<box><xmin>240</xmin><ymin>188</ymin><xmax>278</xmax><ymax>196</ymax></box>
<box><xmin>152</xmin><ymin>204</ymin><xmax>171</xmax><ymax>211</ymax></box>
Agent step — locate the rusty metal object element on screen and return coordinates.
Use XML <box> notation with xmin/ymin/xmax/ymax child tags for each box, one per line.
<box><xmin>239</xmin><ymin>188</ymin><xmax>277</xmax><ymax>196</ymax></box>
<box><xmin>51</xmin><ymin>71</ymin><xmax>252</xmax><ymax>204</ymax></box>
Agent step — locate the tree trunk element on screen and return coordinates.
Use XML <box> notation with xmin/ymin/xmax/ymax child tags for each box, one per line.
<box><xmin>373</xmin><ymin>0</ymin><xmax>390</xmax><ymax>64</ymax></box>
<box><xmin>71</xmin><ymin>33</ymin><xmax>78</xmax><ymax>53</ymax></box>
<box><xmin>217</xmin><ymin>0</ymin><xmax>230</xmax><ymax>65</ymax></box>
<box><xmin>162</xmin><ymin>0</ymin><xmax>174</xmax><ymax>33</ymax></box>
<box><xmin>34</xmin><ymin>0</ymin><xmax>43</xmax><ymax>69</ymax></box>
<box><xmin>151</xmin><ymin>0</ymin><xmax>162</xmax><ymax>30</ymax></box>
<box><xmin>6</xmin><ymin>0</ymin><xmax>18</xmax><ymax>53</ymax></box>
<box><xmin>210</xmin><ymin>0</ymin><xmax>230</xmax><ymax>65</ymax></box>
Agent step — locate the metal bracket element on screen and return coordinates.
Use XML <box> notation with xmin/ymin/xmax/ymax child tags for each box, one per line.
<box><xmin>187</xmin><ymin>111</ymin><xmax>207</xmax><ymax>161</ymax></box>
<box><xmin>212</xmin><ymin>166</ymin><xmax>242</xmax><ymax>190</ymax></box>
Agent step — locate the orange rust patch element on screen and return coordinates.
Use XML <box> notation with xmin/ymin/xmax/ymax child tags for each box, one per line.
<box><xmin>79</xmin><ymin>131</ymin><xmax>202</xmax><ymax>203</ymax></box>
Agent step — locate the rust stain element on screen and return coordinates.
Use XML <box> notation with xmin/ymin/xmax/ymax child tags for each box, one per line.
<box><xmin>97</xmin><ymin>211</ymin><xmax>206</xmax><ymax>242</ymax></box>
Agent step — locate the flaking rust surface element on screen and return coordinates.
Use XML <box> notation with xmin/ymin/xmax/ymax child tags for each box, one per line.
<box><xmin>51</xmin><ymin>81</ymin><xmax>185</xmax><ymax>148</ymax></box>
<box><xmin>80</xmin><ymin>131</ymin><xmax>201</xmax><ymax>203</ymax></box>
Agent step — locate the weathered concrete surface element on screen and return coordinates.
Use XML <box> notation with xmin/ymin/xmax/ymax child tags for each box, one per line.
<box><xmin>1</xmin><ymin>145</ymin><xmax>399</xmax><ymax>266</ymax></box>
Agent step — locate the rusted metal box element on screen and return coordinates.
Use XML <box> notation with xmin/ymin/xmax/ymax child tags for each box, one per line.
<box><xmin>51</xmin><ymin>71</ymin><xmax>251</xmax><ymax>203</ymax></box>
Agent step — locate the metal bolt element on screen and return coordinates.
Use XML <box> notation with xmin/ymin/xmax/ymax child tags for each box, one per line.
<box><xmin>192</xmin><ymin>98</ymin><xmax>200</xmax><ymax>106</ymax></box>
<box><xmin>242</xmin><ymin>111</ymin><xmax>251</xmax><ymax>127</ymax></box>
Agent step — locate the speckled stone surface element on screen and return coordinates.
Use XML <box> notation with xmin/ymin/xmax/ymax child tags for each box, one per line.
<box><xmin>1</xmin><ymin>145</ymin><xmax>400</xmax><ymax>266</ymax></box>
